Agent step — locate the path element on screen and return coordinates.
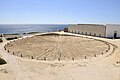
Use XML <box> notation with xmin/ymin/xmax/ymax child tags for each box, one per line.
<box><xmin>0</xmin><ymin>32</ymin><xmax>120</xmax><ymax>80</ymax></box>
<box><xmin>0</xmin><ymin>37</ymin><xmax>30</xmax><ymax>80</ymax></box>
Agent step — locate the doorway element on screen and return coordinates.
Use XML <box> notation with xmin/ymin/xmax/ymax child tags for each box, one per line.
<box><xmin>114</xmin><ymin>31</ymin><xmax>117</xmax><ymax>38</ymax></box>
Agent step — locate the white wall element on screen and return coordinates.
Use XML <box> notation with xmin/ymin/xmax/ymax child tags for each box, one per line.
<box><xmin>106</xmin><ymin>24</ymin><xmax>120</xmax><ymax>38</ymax></box>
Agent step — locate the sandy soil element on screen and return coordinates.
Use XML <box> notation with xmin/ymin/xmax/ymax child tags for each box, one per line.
<box><xmin>0</xmin><ymin>64</ymin><xmax>14</xmax><ymax>80</ymax></box>
<box><xmin>0</xmin><ymin>32</ymin><xmax>120</xmax><ymax>80</ymax></box>
<box><xmin>6</xmin><ymin>35</ymin><xmax>109</xmax><ymax>61</ymax></box>
<box><xmin>0</xmin><ymin>40</ymin><xmax>15</xmax><ymax>80</ymax></box>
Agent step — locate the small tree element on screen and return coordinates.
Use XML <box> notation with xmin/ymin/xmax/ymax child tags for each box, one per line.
<box><xmin>0</xmin><ymin>58</ymin><xmax>7</xmax><ymax>65</ymax></box>
<box><xmin>0</xmin><ymin>38</ymin><xmax>3</xmax><ymax>42</ymax></box>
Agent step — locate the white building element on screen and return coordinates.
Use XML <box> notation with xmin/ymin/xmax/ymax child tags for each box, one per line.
<box><xmin>106</xmin><ymin>24</ymin><xmax>120</xmax><ymax>38</ymax></box>
<box><xmin>67</xmin><ymin>24</ymin><xmax>120</xmax><ymax>38</ymax></box>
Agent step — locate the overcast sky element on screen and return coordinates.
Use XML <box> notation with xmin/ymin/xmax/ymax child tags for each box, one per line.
<box><xmin>0</xmin><ymin>0</ymin><xmax>120</xmax><ymax>24</ymax></box>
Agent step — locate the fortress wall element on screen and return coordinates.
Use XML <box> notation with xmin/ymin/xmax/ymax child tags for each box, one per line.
<box><xmin>68</xmin><ymin>24</ymin><xmax>106</xmax><ymax>37</ymax></box>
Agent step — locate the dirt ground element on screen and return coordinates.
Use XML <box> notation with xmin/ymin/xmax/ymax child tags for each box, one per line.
<box><xmin>0</xmin><ymin>64</ymin><xmax>14</xmax><ymax>80</ymax></box>
<box><xmin>6</xmin><ymin>35</ymin><xmax>109</xmax><ymax>61</ymax></box>
<box><xmin>0</xmin><ymin>32</ymin><xmax>120</xmax><ymax>80</ymax></box>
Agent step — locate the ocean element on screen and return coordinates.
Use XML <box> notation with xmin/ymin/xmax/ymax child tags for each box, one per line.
<box><xmin>0</xmin><ymin>24</ymin><xmax>68</xmax><ymax>34</ymax></box>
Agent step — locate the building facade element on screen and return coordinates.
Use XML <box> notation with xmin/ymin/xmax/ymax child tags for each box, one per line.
<box><xmin>106</xmin><ymin>24</ymin><xmax>120</xmax><ymax>38</ymax></box>
<box><xmin>67</xmin><ymin>24</ymin><xmax>120</xmax><ymax>38</ymax></box>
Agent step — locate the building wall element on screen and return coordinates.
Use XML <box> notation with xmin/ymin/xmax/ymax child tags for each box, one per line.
<box><xmin>68</xmin><ymin>24</ymin><xmax>106</xmax><ymax>37</ymax></box>
<box><xmin>106</xmin><ymin>24</ymin><xmax>120</xmax><ymax>38</ymax></box>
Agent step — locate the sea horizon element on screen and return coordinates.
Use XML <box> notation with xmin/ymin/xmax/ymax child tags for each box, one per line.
<box><xmin>0</xmin><ymin>24</ymin><xmax>68</xmax><ymax>34</ymax></box>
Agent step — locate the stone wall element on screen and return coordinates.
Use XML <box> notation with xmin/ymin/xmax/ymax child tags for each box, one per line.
<box><xmin>68</xmin><ymin>24</ymin><xmax>106</xmax><ymax>37</ymax></box>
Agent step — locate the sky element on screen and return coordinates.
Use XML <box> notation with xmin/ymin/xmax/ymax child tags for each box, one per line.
<box><xmin>0</xmin><ymin>0</ymin><xmax>120</xmax><ymax>24</ymax></box>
